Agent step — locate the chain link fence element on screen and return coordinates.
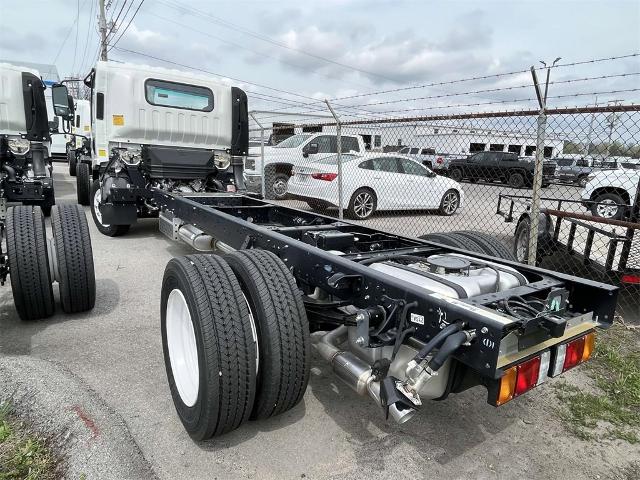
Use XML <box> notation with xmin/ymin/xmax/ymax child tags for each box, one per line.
<box><xmin>246</xmin><ymin>104</ymin><xmax>640</xmax><ymax>318</ymax></box>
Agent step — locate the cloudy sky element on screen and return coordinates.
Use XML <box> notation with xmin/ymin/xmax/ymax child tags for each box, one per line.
<box><xmin>1</xmin><ymin>0</ymin><xmax>639</xmax><ymax>118</ymax></box>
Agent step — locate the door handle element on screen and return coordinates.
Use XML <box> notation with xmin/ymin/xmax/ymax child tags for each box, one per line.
<box><xmin>373</xmin><ymin>176</ymin><xmax>381</xmax><ymax>180</ymax></box>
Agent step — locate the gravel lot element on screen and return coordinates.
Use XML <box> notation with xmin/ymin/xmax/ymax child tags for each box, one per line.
<box><xmin>0</xmin><ymin>171</ymin><xmax>637</xmax><ymax>479</ymax></box>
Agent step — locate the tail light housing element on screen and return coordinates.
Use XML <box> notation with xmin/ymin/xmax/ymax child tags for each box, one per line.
<box><xmin>494</xmin><ymin>331</ymin><xmax>595</xmax><ymax>406</ymax></box>
<box><xmin>496</xmin><ymin>351</ymin><xmax>550</xmax><ymax>406</ymax></box>
<box><xmin>312</xmin><ymin>172</ymin><xmax>338</xmax><ymax>181</ymax></box>
<box><xmin>551</xmin><ymin>332</ymin><xmax>595</xmax><ymax>377</ymax></box>
<box><xmin>436</xmin><ymin>157</ymin><xmax>444</xmax><ymax>164</ymax></box>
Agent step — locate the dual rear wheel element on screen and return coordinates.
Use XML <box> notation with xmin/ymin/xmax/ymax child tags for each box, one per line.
<box><xmin>161</xmin><ymin>249</ymin><xmax>310</xmax><ymax>440</ymax></box>
<box><xmin>6</xmin><ymin>205</ymin><xmax>96</xmax><ymax>321</ymax></box>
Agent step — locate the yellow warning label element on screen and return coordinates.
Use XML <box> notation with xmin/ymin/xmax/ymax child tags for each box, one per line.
<box><xmin>112</xmin><ymin>115</ymin><xmax>125</xmax><ymax>126</ymax></box>
<box><xmin>84</xmin><ymin>125</ymin><xmax>90</xmax><ymax>132</ymax></box>
<box><xmin>99</xmin><ymin>149</ymin><xmax>107</xmax><ymax>157</ymax></box>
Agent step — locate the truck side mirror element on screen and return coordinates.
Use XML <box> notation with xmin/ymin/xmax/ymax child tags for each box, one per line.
<box><xmin>51</xmin><ymin>84</ymin><xmax>73</xmax><ymax>121</ymax></box>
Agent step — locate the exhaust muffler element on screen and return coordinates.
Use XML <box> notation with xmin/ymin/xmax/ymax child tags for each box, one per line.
<box><xmin>315</xmin><ymin>326</ymin><xmax>416</xmax><ymax>424</ymax></box>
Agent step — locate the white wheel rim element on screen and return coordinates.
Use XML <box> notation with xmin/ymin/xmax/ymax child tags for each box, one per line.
<box><xmin>242</xmin><ymin>292</ymin><xmax>259</xmax><ymax>373</ymax></box>
<box><xmin>93</xmin><ymin>188</ymin><xmax>109</xmax><ymax>226</ymax></box>
<box><xmin>516</xmin><ymin>226</ymin><xmax>529</xmax><ymax>262</ymax></box>
<box><xmin>354</xmin><ymin>192</ymin><xmax>374</xmax><ymax>218</ymax></box>
<box><xmin>442</xmin><ymin>192</ymin><xmax>458</xmax><ymax>214</ymax></box>
<box><xmin>166</xmin><ymin>289</ymin><xmax>200</xmax><ymax>407</ymax></box>
<box><xmin>273</xmin><ymin>179</ymin><xmax>287</xmax><ymax>197</ymax></box>
<box><xmin>596</xmin><ymin>199</ymin><xmax>618</xmax><ymax>218</ymax></box>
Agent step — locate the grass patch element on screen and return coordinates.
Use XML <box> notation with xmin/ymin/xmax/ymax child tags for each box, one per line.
<box><xmin>554</xmin><ymin>320</ymin><xmax>640</xmax><ymax>443</ymax></box>
<box><xmin>0</xmin><ymin>402</ymin><xmax>58</xmax><ymax>480</ymax></box>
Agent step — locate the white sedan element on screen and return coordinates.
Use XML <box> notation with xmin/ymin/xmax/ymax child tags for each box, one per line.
<box><xmin>287</xmin><ymin>153</ymin><xmax>464</xmax><ymax>219</ymax></box>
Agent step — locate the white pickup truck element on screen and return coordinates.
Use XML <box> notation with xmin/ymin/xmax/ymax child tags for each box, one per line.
<box><xmin>582</xmin><ymin>167</ymin><xmax>640</xmax><ymax>219</ymax></box>
<box><xmin>244</xmin><ymin>133</ymin><xmax>365</xmax><ymax>199</ymax></box>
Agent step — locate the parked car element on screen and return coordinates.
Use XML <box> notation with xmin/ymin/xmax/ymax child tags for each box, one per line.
<box><xmin>447</xmin><ymin>151</ymin><xmax>556</xmax><ymax>188</ymax></box>
<box><xmin>245</xmin><ymin>133</ymin><xmax>365</xmax><ymax>199</ymax></box>
<box><xmin>288</xmin><ymin>153</ymin><xmax>463</xmax><ymax>219</ymax></box>
<box><xmin>397</xmin><ymin>146</ymin><xmax>462</xmax><ymax>173</ymax></box>
<box><xmin>581</xmin><ymin>167</ymin><xmax>640</xmax><ymax>219</ymax></box>
<box><xmin>553</xmin><ymin>156</ymin><xmax>593</xmax><ymax>187</ymax></box>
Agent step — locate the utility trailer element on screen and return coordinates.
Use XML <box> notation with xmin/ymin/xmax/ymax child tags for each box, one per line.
<box><xmin>103</xmin><ymin>178</ymin><xmax>615</xmax><ymax>439</ymax></box>
<box><xmin>497</xmin><ymin>193</ymin><xmax>639</xmax><ymax>313</ymax></box>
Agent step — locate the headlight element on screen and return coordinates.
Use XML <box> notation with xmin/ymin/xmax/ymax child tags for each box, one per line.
<box><xmin>214</xmin><ymin>153</ymin><xmax>231</xmax><ymax>170</ymax></box>
<box><xmin>7</xmin><ymin>138</ymin><xmax>30</xmax><ymax>155</ymax></box>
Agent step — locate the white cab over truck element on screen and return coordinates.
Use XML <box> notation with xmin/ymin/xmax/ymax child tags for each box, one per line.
<box><xmin>244</xmin><ymin>132</ymin><xmax>365</xmax><ymax>199</ymax></box>
<box><xmin>58</xmin><ymin>60</ymin><xmax>248</xmax><ymax>236</ymax></box>
<box><xmin>0</xmin><ymin>62</ymin><xmax>55</xmax><ymax>214</ymax></box>
<box><xmin>0</xmin><ymin>63</ymin><xmax>95</xmax><ymax>321</ymax></box>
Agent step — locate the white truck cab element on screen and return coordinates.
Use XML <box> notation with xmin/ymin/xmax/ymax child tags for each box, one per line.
<box><xmin>244</xmin><ymin>132</ymin><xmax>365</xmax><ymax>199</ymax></box>
<box><xmin>54</xmin><ymin>60</ymin><xmax>249</xmax><ymax>236</ymax></box>
<box><xmin>0</xmin><ymin>63</ymin><xmax>56</xmax><ymax>214</ymax></box>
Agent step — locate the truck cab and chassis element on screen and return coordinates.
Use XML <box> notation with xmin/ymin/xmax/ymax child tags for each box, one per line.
<box><xmin>54</xmin><ymin>61</ymin><xmax>618</xmax><ymax>441</ymax></box>
<box><xmin>91</xmin><ymin>123</ymin><xmax>616</xmax><ymax>441</ymax></box>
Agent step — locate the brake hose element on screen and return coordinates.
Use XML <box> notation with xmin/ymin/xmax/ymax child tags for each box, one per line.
<box><xmin>427</xmin><ymin>331</ymin><xmax>469</xmax><ymax>371</ymax></box>
<box><xmin>412</xmin><ymin>322</ymin><xmax>462</xmax><ymax>363</ymax></box>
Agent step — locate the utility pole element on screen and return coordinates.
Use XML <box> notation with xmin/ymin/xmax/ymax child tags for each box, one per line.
<box><xmin>584</xmin><ymin>95</ymin><xmax>598</xmax><ymax>156</ymax></box>
<box><xmin>99</xmin><ymin>0</ymin><xmax>108</xmax><ymax>61</ymax></box>
<box><xmin>605</xmin><ymin>99</ymin><xmax>622</xmax><ymax>158</ymax></box>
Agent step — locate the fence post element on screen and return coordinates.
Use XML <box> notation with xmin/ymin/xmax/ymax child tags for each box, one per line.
<box><xmin>248</xmin><ymin>112</ymin><xmax>266</xmax><ymax>198</ymax></box>
<box><xmin>325</xmin><ymin>99</ymin><xmax>343</xmax><ymax>220</ymax></box>
<box><xmin>527</xmin><ymin>111</ymin><xmax>547</xmax><ymax>265</ymax></box>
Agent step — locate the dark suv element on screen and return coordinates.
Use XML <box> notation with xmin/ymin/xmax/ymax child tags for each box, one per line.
<box><xmin>447</xmin><ymin>151</ymin><xmax>556</xmax><ymax>188</ymax></box>
<box><xmin>554</xmin><ymin>157</ymin><xmax>592</xmax><ymax>187</ymax></box>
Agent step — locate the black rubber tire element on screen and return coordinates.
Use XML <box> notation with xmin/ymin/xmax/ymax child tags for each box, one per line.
<box><xmin>69</xmin><ymin>151</ymin><xmax>77</xmax><ymax>176</ymax></box>
<box><xmin>507</xmin><ymin>171</ymin><xmax>525</xmax><ymax>188</ymax></box>
<box><xmin>347</xmin><ymin>187</ymin><xmax>377</xmax><ymax>220</ymax></box>
<box><xmin>161</xmin><ymin>255</ymin><xmax>257</xmax><ymax>440</ymax></box>
<box><xmin>265</xmin><ymin>172</ymin><xmax>290</xmax><ymax>200</ymax></box>
<box><xmin>90</xmin><ymin>180</ymin><xmax>130</xmax><ymax>236</ymax></box>
<box><xmin>419</xmin><ymin>232</ymin><xmax>483</xmax><ymax>251</ymax></box>
<box><xmin>50</xmin><ymin>204</ymin><xmax>96</xmax><ymax>314</ymax></box>
<box><xmin>513</xmin><ymin>217</ymin><xmax>531</xmax><ymax>263</ymax></box>
<box><xmin>451</xmin><ymin>230</ymin><xmax>516</xmax><ymax>260</ymax></box>
<box><xmin>306</xmin><ymin>199</ymin><xmax>331</xmax><ymax>212</ymax></box>
<box><xmin>590</xmin><ymin>192</ymin><xmax>626</xmax><ymax>220</ymax></box>
<box><xmin>577</xmin><ymin>175</ymin><xmax>589</xmax><ymax>188</ymax></box>
<box><xmin>438</xmin><ymin>189</ymin><xmax>460</xmax><ymax>216</ymax></box>
<box><xmin>223</xmin><ymin>250</ymin><xmax>310</xmax><ymax>420</ymax></box>
<box><xmin>449</xmin><ymin>167</ymin><xmax>463</xmax><ymax>182</ymax></box>
<box><xmin>77</xmin><ymin>162</ymin><xmax>91</xmax><ymax>206</ymax></box>
<box><xmin>6</xmin><ymin>206</ymin><xmax>54</xmax><ymax>320</ymax></box>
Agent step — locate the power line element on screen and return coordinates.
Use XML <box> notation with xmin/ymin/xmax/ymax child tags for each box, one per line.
<box><xmin>108</xmin><ymin>0</ymin><xmax>146</xmax><ymax>49</ymax></box>
<box><xmin>71</xmin><ymin>0</ymin><xmax>80</xmax><ymax>73</ymax></box>
<box><xmin>79</xmin><ymin>0</ymin><xmax>97</xmax><ymax>73</ymax></box>
<box><xmin>50</xmin><ymin>0</ymin><xmax>91</xmax><ymax>69</ymax></box>
<box><xmin>156</xmin><ymin>0</ymin><xmax>397</xmax><ymax>83</ymax></box>
<box><xmin>107</xmin><ymin>0</ymin><xmax>129</xmax><ymax>39</ymax></box>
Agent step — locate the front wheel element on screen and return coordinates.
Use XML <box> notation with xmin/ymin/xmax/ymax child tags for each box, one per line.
<box><xmin>507</xmin><ymin>172</ymin><xmax>525</xmax><ymax>188</ymax></box>
<box><xmin>513</xmin><ymin>217</ymin><xmax>531</xmax><ymax>263</ymax></box>
<box><xmin>265</xmin><ymin>172</ymin><xmax>290</xmax><ymax>200</ymax></box>
<box><xmin>90</xmin><ymin>180</ymin><xmax>130</xmax><ymax>236</ymax></box>
<box><xmin>590</xmin><ymin>193</ymin><xmax>626</xmax><ymax>220</ymax></box>
<box><xmin>449</xmin><ymin>168</ymin><xmax>463</xmax><ymax>182</ymax></box>
<box><xmin>77</xmin><ymin>163</ymin><xmax>91</xmax><ymax>206</ymax></box>
<box><xmin>438</xmin><ymin>189</ymin><xmax>460</xmax><ymax>216</ymax></box>
<box><xmin>347</xmin><ymin>188</ymin><xmax>377</xmax><ymax>220</ymax></box>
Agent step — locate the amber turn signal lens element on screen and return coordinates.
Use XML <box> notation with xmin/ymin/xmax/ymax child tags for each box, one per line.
<box><xmin>497</xmin><ymin>366</ymin><xmax>517</xmax><ymax>406</ymax></box>
<box><xmin>582</xmin><ymin>332</ymin><xmax>595</xmax><ymax>362</ymax></box>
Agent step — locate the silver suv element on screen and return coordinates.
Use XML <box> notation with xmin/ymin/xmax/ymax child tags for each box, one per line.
<box><xmin>554</xmin><ymin>156</ymin><xmax>593</xmax><ymax>187</ymax></box>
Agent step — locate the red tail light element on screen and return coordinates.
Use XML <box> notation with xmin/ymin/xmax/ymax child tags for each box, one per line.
<box><xmin>312</xmin><ymin>172</ymin><xmax>338</xmax><ymax>181</ymax></box>
<box><xmin>550</xmin><ymin>332</ymin><xmax>595</xmax><ymax>376</ymax></box>
<box><xmin>436</xmin><ymin>157</ymin><xmax>444</xmax><ymax>164</ymax></box>
<box><xmin>621</xmin><ymin>274</ymin><xmax>640</xmax><ymax>285</ymax></box>
<box><xmin>514</xmin><ymin>356</ymin><xmax>541</xmax><ymax>396</ymax></box>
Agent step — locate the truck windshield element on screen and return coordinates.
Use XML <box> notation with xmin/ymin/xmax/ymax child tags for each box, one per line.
<box><xmin>274</xmin><ymin>134</ymin><xmax>312</xmax><ymax>148</ymax></box>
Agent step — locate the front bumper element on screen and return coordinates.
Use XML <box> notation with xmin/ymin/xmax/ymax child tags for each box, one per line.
<box><xmin>4</xmin><ymin>178</ymin><xmax>54</xmax><ymax>204</ymax></box>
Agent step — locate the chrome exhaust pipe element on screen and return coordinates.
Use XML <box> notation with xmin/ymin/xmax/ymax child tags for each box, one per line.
<box><xmin>177</xmin><ymin>224</ymin><xmax>235</xmax><ymax>253</ymax></box>
<box><xmin>315</xmin><ymin>326</ymin><xmax>417</xmax><ymax>423</ymax></box>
